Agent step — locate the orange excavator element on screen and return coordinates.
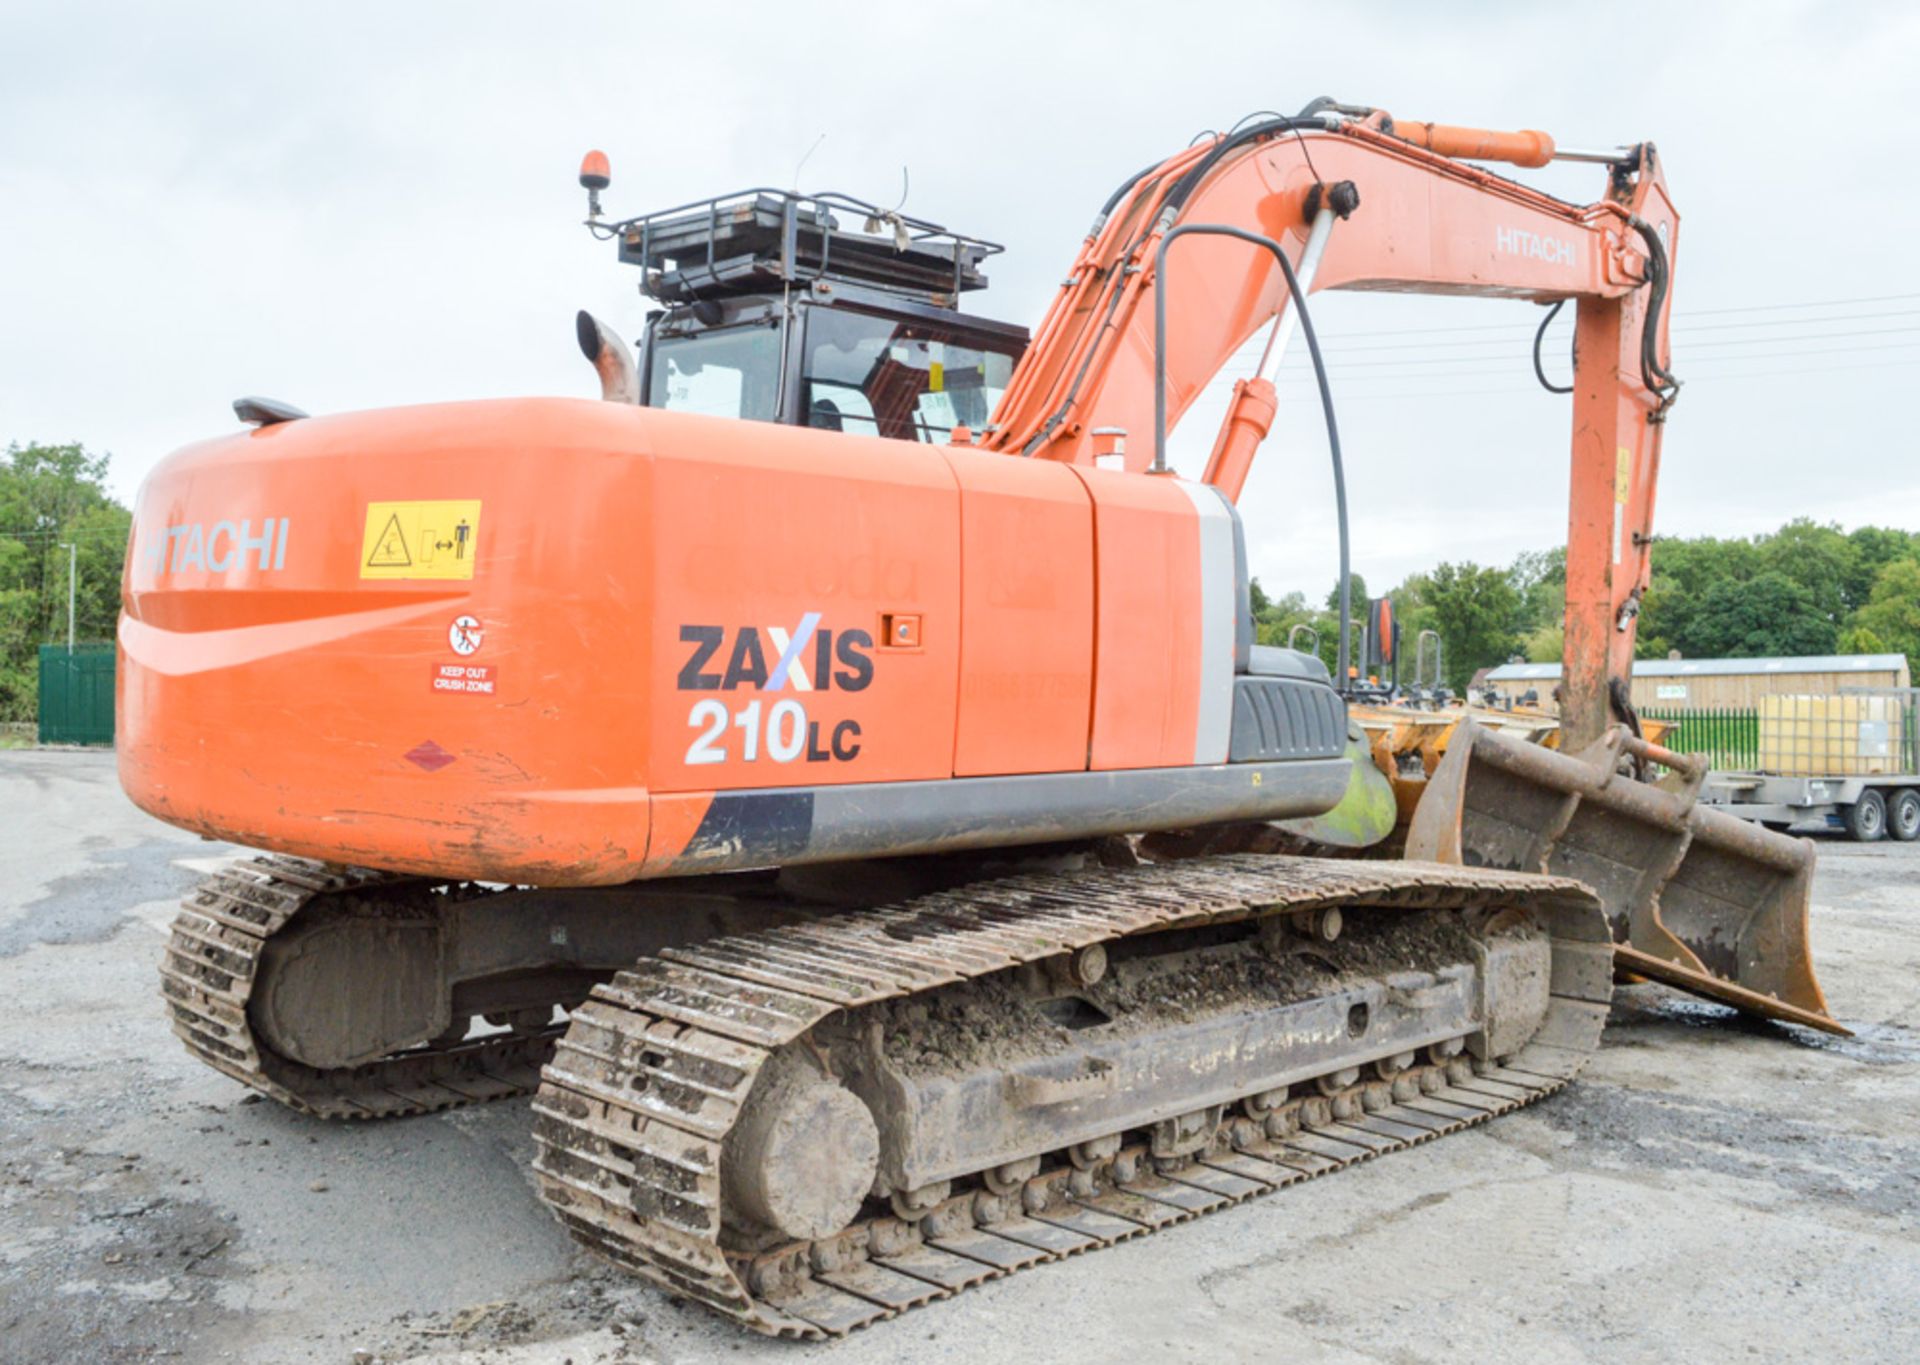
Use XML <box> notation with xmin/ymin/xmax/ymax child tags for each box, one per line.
<box><xmin>125</xmin><ymin>101</ymin><xmax>1840</xmax><ymax>1339</ymax></box>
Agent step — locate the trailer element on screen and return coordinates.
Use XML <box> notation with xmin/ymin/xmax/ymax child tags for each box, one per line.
<box><xmin>1702</xmin><ymin>771</ymin><xmax>1920</xmax><ymax>842</ymax></box>
<box><xmin>1694</xmin><ymin>688</ymin><xmax>1920</xmax><ymax>842</ymax></box>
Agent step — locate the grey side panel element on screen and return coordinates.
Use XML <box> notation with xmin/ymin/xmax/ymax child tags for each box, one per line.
<box><xmin>1227</xmin><ymin>496</ymin><xmax>1252</xmax><ymax>673</ymax></box>
<box><xmin>1229</xmin><ymin>677</ymin><xmax>1349</xmax><ymax>763</ymax></box>
<box><xmin>1174</xmin><ymin>480</ymin><xmax>1237</xmax><ymax>765</ymax></box>
<box><xmin>663</xmin><ymin>758</ymin><xmax>1352</xmax><ymax>875</ymax></box>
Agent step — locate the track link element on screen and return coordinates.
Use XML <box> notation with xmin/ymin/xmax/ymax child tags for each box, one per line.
<box><xmin>530</xmin><ymin>854</ymin><xmax>1613</xmax><ymax>1338</ymax></box>
<box><xmin>160</xmin><ymin>855</ymin><xmax>560</xmax><ymax>1119</ymax></box>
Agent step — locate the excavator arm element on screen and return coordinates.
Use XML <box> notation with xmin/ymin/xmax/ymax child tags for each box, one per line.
<box><xmin>986</xmin><ymin>106</ymin><xmax>1836</xmax><ymax>1034</ymax></box>
<box><xmin>988</xmin><ymin>105</ymin><xmax>1678</xmax><ymax>751</ymax></box>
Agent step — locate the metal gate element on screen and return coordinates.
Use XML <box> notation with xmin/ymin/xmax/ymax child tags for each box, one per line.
<box><xmin>37</xmin><ymin>643</ymin><xmax>116</xmax><ymax>745</ymax></box>
<box><xmin>1639</xmin><ymin>705</ymin><xmax>1759</xmax><ymax>770</ymax></box>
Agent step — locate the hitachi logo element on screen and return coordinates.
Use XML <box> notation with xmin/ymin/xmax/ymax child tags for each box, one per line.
<box><xmin>140</xmin><ymin>517</ymin><xmax>291</xmax><ymax>574</ymax></box>
<box><xmin>1496</xmin><ymin>226</ymin><xmax>1576</xmax><ymax>266</ymax></box>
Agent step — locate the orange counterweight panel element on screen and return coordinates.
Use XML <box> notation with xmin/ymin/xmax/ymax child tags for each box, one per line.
<box><xmin>1075</xmin><ymin>467</ymin><xmax>1206</xmax><ymax>771</ymax></box>
<box><xmin>118</xmin><ymin>398</ymin><xmax>657</xmax><ymax>885</ymax></box>
<box><xmin>644</xmin><ymin>415</ymin><xmax>961</xmax><ymax>792</ymax></box>
<box><xmin>945</xmin><ymin>449</ymin><xmax>1094</xmax><ymax>776</ymax></box>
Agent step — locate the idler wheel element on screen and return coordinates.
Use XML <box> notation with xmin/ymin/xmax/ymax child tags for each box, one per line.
<box><xmin>725</xmin><ymin>1065</ymin><xmax>879</xmax><ymax>1242</ymax></box>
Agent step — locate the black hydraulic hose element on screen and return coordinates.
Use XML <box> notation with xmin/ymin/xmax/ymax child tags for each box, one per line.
<box><xmin>1532</xmin><ymin>299</ymin><xmax>1573</xmax><ymax>394</ymax></box>
<box><xmin>1095</xmin><ymin>161</ymin><xmax>1163</xmax><ymax>224</ymax></box>
<box><xmin>1161</xmin><ymin>117</ymin><xmax>1310</xmax><ymax>216</ymax></box>
<box><xmin>1153</xmin><ymin>222</ymin><xmax>1353</xmax><ymax>689</ymax></box>
<box><xmin>1228</xmin><ymin>109</ymin><xmax>1293</xmax><ymax>136</ymax></box>
<box><xmin>1535</xmin><ymin>225</ymin><xmax>1682</xmax><ymax>407</ymax></box>
<box><xmin>1630</xmin><ymin>218</ymin><xmax>1681</xmax><ymax>403</ymax></box>
<box><xmin>1281</xmin><ymin>240</ymin><xmax>1355</xmax><ymax>693</ymax></box>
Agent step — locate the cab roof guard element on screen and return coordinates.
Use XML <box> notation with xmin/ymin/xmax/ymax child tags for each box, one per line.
<box><xmin>594</xmin><ymin>187</ymin><xmax>1005</xmax><ymax>308</ymax></box>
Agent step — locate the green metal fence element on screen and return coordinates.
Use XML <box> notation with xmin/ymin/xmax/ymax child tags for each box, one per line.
<box><xmin>37</xmin><ymin>643</ymin><xmax>116</xmax><ymax>746</ymax></box>
<box><xmin>1640</xmin><ymin>706</ymin><xmax>1758</xmax><ymax>771</ymax></box>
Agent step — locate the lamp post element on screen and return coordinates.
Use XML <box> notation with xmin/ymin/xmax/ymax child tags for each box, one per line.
<box><xmin>58</xmin><ymin>542</ymin><xmax>75</xmax><ymax>651</ymax></box>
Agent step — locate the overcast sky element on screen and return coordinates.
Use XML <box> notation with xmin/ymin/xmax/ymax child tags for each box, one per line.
<box><xmin>4</xmin><ymin>1</ymin><xmax>1917</xmax><ymax>598</ymax></box>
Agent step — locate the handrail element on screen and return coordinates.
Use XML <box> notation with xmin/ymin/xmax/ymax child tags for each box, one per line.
<box><xmin>1416</xmin><ymin>629</ymin><xmax>1444</xmax><ymax>691</ymax></box>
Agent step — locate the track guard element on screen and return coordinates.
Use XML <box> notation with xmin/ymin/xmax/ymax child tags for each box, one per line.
<box><xmin>1406</xmin><ymin>720</ymin><xmax>1846</xmax><ymax>1036</ymax></box>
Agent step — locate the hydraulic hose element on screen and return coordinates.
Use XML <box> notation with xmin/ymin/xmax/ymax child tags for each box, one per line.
<box><xmin>1629</xmin><ymin>217</ymin><xmax>1682</xmax><ymax>405</ymax></box>
<box><xmin>1274</xmin><ymin>235</ymin><xmax>1356</xmax><ymax>693</ymax></box>
<box><xmin>1534</xmin><ymin>226</ymin><xmax>1681</xmax><ymax>408</ymax></box>
<box><xmin>1152</xmin><ymin>221</ymin><xmax>1352</xmax><ymax>689</ymax></box>
<box><xmin>1532</xmin><ymin>299</ymin><xmax>1573</xmax><ymax>394</ymax></box>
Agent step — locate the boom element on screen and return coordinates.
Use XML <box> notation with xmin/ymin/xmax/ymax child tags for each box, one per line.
<box><xmin>987</xmin><ymin>106</ymin><xmax>1680</xmax><ymax>750</ymax></box>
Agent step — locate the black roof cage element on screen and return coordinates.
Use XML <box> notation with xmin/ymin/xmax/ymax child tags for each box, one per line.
<box><xmin>607</xmin><ymin>188</ymin><xmax>1004</xmax><ymax>308</ymax></box>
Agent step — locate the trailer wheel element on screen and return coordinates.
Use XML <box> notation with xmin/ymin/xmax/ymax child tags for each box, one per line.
<box><xmin>1845</xmin><ymin>790</ymin><xmax>1887</xmax><ymax>843</ymax></box>
<box><xmin>1889</xmin><ymin>788</ymin><xmax>1920</xmax><ymax>843</ymax></box>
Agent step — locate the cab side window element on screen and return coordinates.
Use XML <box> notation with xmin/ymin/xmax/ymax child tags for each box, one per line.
<box><xmin>802</xmin><ymin>308</ymin><xmax>1016</xmax><ymax>442</ymax></box>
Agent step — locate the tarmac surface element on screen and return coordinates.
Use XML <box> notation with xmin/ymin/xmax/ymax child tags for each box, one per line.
<box><xmin>2</xmin><ymin>746</ymin><xmax>1917</xmax><ymax>1364</ymax></box>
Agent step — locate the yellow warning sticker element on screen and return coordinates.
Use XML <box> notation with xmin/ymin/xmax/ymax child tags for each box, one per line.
<box><xmin>1615</xmin><ymin>447</ymin><xmax>1632</xmax><ymax>504</ymax></box>
<box><xmin>359</xmin><ymin>500</ymin><xmax>482</xmax><ymax>580</ymax></box>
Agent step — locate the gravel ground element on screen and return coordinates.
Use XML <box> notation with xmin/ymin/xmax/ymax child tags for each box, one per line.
<box><xmin>2</xmin><ymin>747</ymin><xmax>1917</xmax><ymax>1364</ymax></box>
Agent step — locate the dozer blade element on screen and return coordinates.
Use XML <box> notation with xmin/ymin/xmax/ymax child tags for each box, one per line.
<box><xmin>1406</xmin><ymin>720</ymin><xmax>1847</xmax><ymax>1036</ymax></box>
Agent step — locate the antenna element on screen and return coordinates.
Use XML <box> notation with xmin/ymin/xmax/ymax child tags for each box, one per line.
<box><xmin>790</xmin><ymin>133</ymin><xmax>826</xmax><ymax>190</ymax></box>
<box><xmin>864</xmin><ymin>166</ymin><xmax>913</xmax><ymax>251</ymax></box>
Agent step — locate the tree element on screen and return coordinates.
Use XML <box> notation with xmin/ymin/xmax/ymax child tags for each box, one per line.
<box><xmin>0</xmin><ymin>539</ymin><xmax>36</xmax><ymax>715</ymax></box>
<box><xmin>1845</xmin><ymin>526</ymin><xmax>1916</xmax><ymax>612</ymax></box>
<box><xmin>1634</xmin><ymin>521</ymin><xmax>1907</xmax><ymax>660</ymax></box>
<box><xmin>1757</xmin><ymin>518</ymin><xmax>1854</xmax><ymax>627</ymax></box>
<box><xmin>1423</xmin><ymin>561</ymin><xmax>1521</xmax><ymax>692</ymax></box>
<box><xmin>1249</xmin><ymin>578</ymin><xmax>1342</xmax><ymax>671</ymax></box>
<box><xmin>0</xmin><ymin>442</ymin><xmax>130</xmax><ymax>722</ymax></box>
<box><xmin>1637</xmin><ymin>533</ymin><xmax>1761</xmax><ymax>658</ymax></box>
<box><xmin>1522</xmin><ymin>622</ymin><xmax>1564</xmax><ymax>664</ymax></box>
<box><xmin>1509</xmin><ymin>547</ymin><xmax>1565</xmax><ymax>639</ymax></box>
<box><xmin>1845</xmin><ymin>558</ymin><xmax>1920</xmax><ymax>667</ymax></box>
<box><xmin>1688</xmin><ymin>571</ymin><xmax>1837</xmax><ymax>658</ymax></box>
<box><xmin>1324</xmin><ymin>572</ymin><xmax>1367</xmax><ymax>616</ymax></box>
<box><xmin>1256</xmin><ymin>518</ymin><xmax>1912</xmax><ymax>691</ymax></box>
<box><xmin>1837</xmin><ymin>623</ymin><xmax>1888</xmax><ymax>655</ymax></box>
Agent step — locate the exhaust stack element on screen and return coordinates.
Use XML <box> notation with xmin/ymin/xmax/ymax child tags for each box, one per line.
<box><xmin>575</xmin><ymin>310</ymin><xmax>638</xmax><ymax>403</ymax></box>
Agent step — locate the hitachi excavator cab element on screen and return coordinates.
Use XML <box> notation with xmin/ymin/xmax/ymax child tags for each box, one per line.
<box><xmin>602</xmin><ymin>189</ymin><xmax>1030</xmax><ymax>440</ymax></box>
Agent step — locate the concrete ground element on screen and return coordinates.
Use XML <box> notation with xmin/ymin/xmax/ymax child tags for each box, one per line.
<box><xmin>2</xmin><ymin>747</ymin><xmax>1917</xmax><ymax>1365</ymax></box>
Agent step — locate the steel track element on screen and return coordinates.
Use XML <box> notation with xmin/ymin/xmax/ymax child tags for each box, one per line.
<box><xmin>159</xmin><ymin>856</ymin><xmax>562</xmax><ymax>1119</ymax></box>
<box><xmin>528</xmin><ymin>854</ymin><xmax>1614</xmax><ymax>1338</ymax></box>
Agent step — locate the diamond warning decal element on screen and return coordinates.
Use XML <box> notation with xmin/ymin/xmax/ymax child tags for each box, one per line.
<box><xmin>359</xmin><ymin>500</ymin><xmax>482</xmax><ymax>580</ymax></box>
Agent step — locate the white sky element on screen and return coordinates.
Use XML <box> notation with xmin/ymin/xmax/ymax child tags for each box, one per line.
<box><xmin>4</xmin><ymin>0</ymin><xmax>1917</xmax><ymax>598</ymax></box>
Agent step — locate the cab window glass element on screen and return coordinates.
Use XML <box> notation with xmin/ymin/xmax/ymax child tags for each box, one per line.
<box><xmin>803</xmin><ymin>308</ymin><xmax>1017</xmax><ymax>441</ymax></box>
<box><xmin>648</xmin><ymin>324</ymin><xmax>782</xmax><ymax>421</ymax></box>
